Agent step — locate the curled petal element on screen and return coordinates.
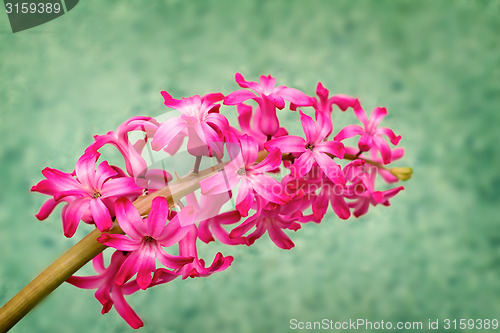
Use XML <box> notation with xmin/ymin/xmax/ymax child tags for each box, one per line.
<box><xmin>377</xmin><ymin>127</ymin><xmax>401</xmax><ymax>145</ymax></box>
<box><xmin>224</xmin><ymin>90</ymin><xmax>257</xmax><ymax>105</ymax></box>
<box><xmin>35</xmin><ymin>198</ymin><xmax>59</xmax><ymax>221</ymax></box>
<box><xmin>265</xmin><ymin>136</ymin><xmax>306</xmax><ymax>154</ymax></box>
<box><xmin>151</xmin><ymin>117</ymin><xmax>188</xmax><ymax>151</ymax></box>
<box><xmin>334</xmin><ymin>124</ymin><xmax>364</xmax><ymax>141</ymax></box>
<box><xmin>111</xmin><ymin>285</ymin><xmax>144</xmax><ymax>329</ymax></box>
<box><xmin>278</xmin><ymin>87</ymin><xmax>315</xmax><ymax>106</ymax></box>
<box><xmin>331</xmin><ymin>95</ymin><xmax>360</xmax><ymax>111</ymax></box>
<box><xmin>267</xmin><ymin>223</ymin><xmax>295</xmax><ymax>250</ymax></box>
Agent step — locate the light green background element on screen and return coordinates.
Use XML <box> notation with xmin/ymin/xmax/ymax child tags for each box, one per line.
<box><xmin>1</xmin><ymin>1</ymin><xmax>499</xmax><ymax>332</ymax></box>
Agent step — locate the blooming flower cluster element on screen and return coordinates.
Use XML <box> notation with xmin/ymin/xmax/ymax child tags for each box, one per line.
<box><xmin>32</xmin><ymin>73</ymin><xmax>410</xmax><ymax>328</ymax></box>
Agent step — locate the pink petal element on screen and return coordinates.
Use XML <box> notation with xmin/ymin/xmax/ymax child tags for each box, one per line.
<box><xmin>205</xmin><ymin>112</ymin><xmax>229</xmax><ymax>133</ymax></box>
<box><xmin>314</xmin><ymin>152</ymin><xmax>343</xmax><ymax>184</ymax></box>
<box><xmin>151</xmin><ymin>117</ymin><xmax>188</xmax><ymax>151</ymax></box>
<box><xmin>35</xmin><ymin>198</ymin><xmax>58</xmax><ymax>220</ymax></box>
<box><xmin>330</xmin><ymin>195</ymin><xmax>350</xmax><ymax>220</ymax></box>
<box><xmin>368</xmin><ymin>107</ymin><xmax>387</xmax><ymax>129</ymax></box>
<box><xmin>353</xmin><ymin>104</ymin><xmax>368</xmax><ymax>125</ymax></box>
<box><xmin>156</xmin><ymin>247</ymin><xmax>193</xmax><ymax>269</ymax></box>
<box><xmin>97</xmin><ymin>234</ymin><xmax>141</xmax><ymax>251</ymax></box>
<box><xmin>94</xmin><ymin>161</ymin><xmax>118</xmax><ymax>189</ymax></box>
<box><xmin>111</xmin><ymin>285</ymin><xmax>144</xmax><ymax>329</ymax></box>
<box><xmin>239</xmin><ymin>135</ymin><xmax>259</xmax><ymax>166</ymax></box>
<box><xmin>177</xmin><ymin>205</ymin><xmax>196</xmax><ymax>228</ymax></box>
<box><xmin>331</xmin><ymin>94</ymin><xmax>360</xmax><ymax>111</ymax></box>
<box><xmin>157</xmin><ymin>215</ymin><xmax>191</xmax><ymax>247</ymax></box>
<box><xmin>74</xmin><ymin>151</ymin><xmax>99</xmax><ymax>187</ymax></box>
<box><xmin>115</xmin><ymin>198</ymin><xmax>146</xmax><ymax>239</ymax></box>
<box><xmin>147</xmin><ymin>197</ymin><xmax>170</xmax><ymax>238</ymax></box>
<box><xmin>376</xmin><ymin>127</ymin><xmax>401</xmax><ymax>145</ymax></box>
<box><xmin>63</xmin><ymin>198</ymin><xmax>90</xmax><ymax>238</ymax></box>
<box><xmin>291</xmin><ymin>151</ymin><xmax>315</xmax><ymax>178</ymax></box>
<box><xmin>66</xmin><ymin>275</ymin><xmax>103</xmax><ymax>289</ymax></box>
<box><xmin>278</xmin><ymin>87</ymin><xmax>315</xmax><ymax>106</ymax></box>
<box><xmin>163</xmin><ymin>131</ymin><xmax>186</xmax><ymax>155</ymax></box>
<box><xmin>265</xmin><ymin>136</ymin><xmax>306</xmax><ymax>154</ymax></box>
<box><xmin>252</xmin><ymin>147</ymin><xmax>282</xmax><ymax>173</ymax></box>
<box><xmin>267</xmin><ymin>223</ymin><xmax>295</xmax><ymax>250</ymax></box>
<box><xmin>315</xmin><ymin>140</ymin><xmax>345</xmax><ymax>159</ymax></box>
<box><xmin>373</xmin><ymin>137</ymin><xmax>392</xmax><ymax>164</ymax></box>
<box><xmin>250</xmin><ymin>174</ymin><xmax>288</xmax><ymax>204</ymax></box>
<box><xmin>136</xmin><ymin>246</ymin><xmax>156</xmax><ymax>289</ymax></box>
<box><xmin>41</xmin><ymin>168</ymin><xmax>81</xmax><ymax>191</ymax></box>
<box><xmin>312</xmin><ymin>192</ymin><xmax>329</xmax><ymax>220</ymax></box>
<box><xmin>115</xmin><ymin>252</ymin><xmax>141</xmax><ymax>286</ymax></box>
<box><xmin>267</xmin><ymin>93</ymin><xmax>285</xmax><ymax>109</ymax></box>
<box><xmin>258</xmin><ymin>98</ymin><xmax>280</xmax><ymax>135</ymax></box>
<box><xmin>202</xmin><ymin>92</ymin><xmax>225</xmax><ymax>104</ymax></box>
<box><xmin>235</xmin><ymin>72</ymin><xmax>260</xmax><ymax>90</ymax></box>
<box><xmin>224</xmin><ymin>89</ymin><xmax>257</xmax><ymax>105</ymax></box>
<box><xmin>92</xmin><ymin>252</ymin><xmax>106</xmax><ymax>274</ymax></box>
<box><xmin>333</xmin><ymin>124</ymin><xmax>364</xmax><ymax>141</ymax></box>
<box><xmin>299</xmin><ymin>111</ymin><xmax>318</xmax><ymax>144</ymax></box>
<box><xmin>235</xmin><ymin>179</ymin><xmax>254</xmax><ymax>217</ymax></box>
<box><xmin>199</xmin><ymin>164</ymin><xmax>240</xmax><ymax>195</ymax></box>
<box><xmin>101</xmin><ymin>177</ymin><xmax>142</xmax><ymax>199</ymax></box>
<box><xmin>90</xmin><ymin>198</ymin><xmax>113</xmax><ymax>231</ymax></box>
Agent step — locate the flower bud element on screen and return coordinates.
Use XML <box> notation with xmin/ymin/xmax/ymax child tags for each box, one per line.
<box><xmin>389</xmin><ymin>167</ymin><xmax>413</xmax><ymax>181</ymax></box>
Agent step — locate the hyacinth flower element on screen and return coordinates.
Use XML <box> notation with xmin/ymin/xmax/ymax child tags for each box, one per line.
<box><xmin>178</xmin><ymin>225</ymin><xmax>234</xmax><ymax>279</ymax></box>
<box><xmin>345</xmin><ymin>163</ymin><xmax>405</xmax><ymax>217</ymax></box>
<box><xmin>200</xmin><ymin>134</ymin><xmax>289</xmax><ymax>217</ymax></box>
<box><xmin>68</xmin><ymin>251</ymin><xmax>180</xmax><ymax>329</ymax></box>
<box><xmin>236</xmin><ymin>103</ymin><xmax>289</xmax><ymax>150</ymax></box>
<box><xmin>265</xmin><ymin>110</ymin><xmax>345</xmax><ymax>183</ymax></box>
<box><xmin>229</xmin><ymin>197</ymin><xmax>302</xmax><ymax>250</ymax></box>
<box><xmin>66</xmin><ymin>251</ymin><xmax>144</xmax><ymax>328</ymax></box>
<box><xmin>88</xmin><ymin>116</ymin><xmax>160</xmax><ymax>178</ymax></box>
<box><xmin>334</xmin><ymin>104</ymin><xmax>402</xmax><ymax>164</ymax></box>
<box><xmin>0</xmin><ymin>73</ymin><xmax>412</xmax><ymax>331</ymax></box>
<box><xmin>97</xmin><ymin>197</ymin><xmax>195</xmax><ymax>289</ymax></box>
<box><xmin>224</xmin><ymin>73</ymin><xmax>315</xmax><ymax>137</ymax></box>
<box><xmin>152</xmin><ymin>92</ymin><xmax>228</xmax><ymax>158</ymax></box>
<box><xmin>31</xmin><ymin>150</ymin><xmax>143</xmax><ymax>237</ymax></box>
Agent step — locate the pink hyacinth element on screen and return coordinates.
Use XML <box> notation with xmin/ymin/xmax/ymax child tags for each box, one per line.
<box><xmin>178</xmin><ymin>225</ymin><xmax>234</xmax><ymax>279</ymax></box>
<box><xmin>27</xmin><ymin>73</ymin><xmax>410</xmax><ymax>330</ymax></box>
<box><xmin>265</xmin><ymin>111</ymin><xmax>345</xmax><ymax>184</ymax></box>
<box><xmin>31</xmin><ymin>150</ymin><xmax>143</xmax><ymax>238</ymax></box>
<box><xmin>229</xmin><ymin>197</ymin><xmax>302</xmax><ymax>250</ymax></box>
<box><xmin>97</xmin><ymin>197</ymin><xmax>195</xmax><ymax>289</ymax></box>
<box><xmin>345</xmin><ymin>163</ymin><xmax>404</xmax><ymax>217</ymax></box>
<box><xmin>88</xmin><ymin>116</ymin><xmax>160</xmax><ymax>178</ymax></box>
<box><xmin>152</xmin><ymin>92</ymin><xmax>228</xmax><ymax>157</ymax></box>
<box><xmin>224</xmin><ymin>73</ymin><xmax>315</xmax><ymax>136</ymax></box>
<box><xmin>67</xmin><ymin>252</ymin><xmax>144</xmax><ymax>328</ymax></box>
<box><xmin>200</xmin><ymin>134</ymin><xmax>289</xmax><ymax>217</ymax></box>
<box><xmin>334</xmin><ymin>105</ymin><xmax>401</xmax><ymax>164</ymax></box>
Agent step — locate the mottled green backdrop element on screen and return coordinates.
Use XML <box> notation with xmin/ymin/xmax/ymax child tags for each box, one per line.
<box><xmin>1</xmin><ymin>1</ymin><xmax>499</xmax><ymax>332</ymax></box>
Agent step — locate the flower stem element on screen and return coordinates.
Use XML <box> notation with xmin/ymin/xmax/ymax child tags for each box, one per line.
<box><xmin>0</xmin><ymin>161</ymin><xmax>227</xmax><ymax>332</ymax></box>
